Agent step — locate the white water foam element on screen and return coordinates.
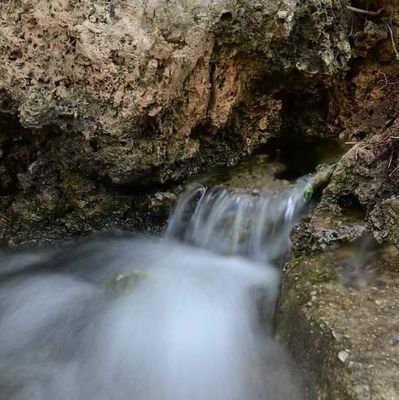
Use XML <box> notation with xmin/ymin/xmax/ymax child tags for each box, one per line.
<box><xmin>167</xmin><ymin>180</ymin><xmax>307</xmax><ymax>261</ymax></box>
<box><xmin>0</xmin><ymin>180</ymin><xmax>306</xmax><ymax>400</ymax></box>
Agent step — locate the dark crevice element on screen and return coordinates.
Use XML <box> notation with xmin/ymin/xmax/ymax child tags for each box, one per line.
<box><xmin>206</xmin><ymin>61</ymin><xmax>217</xmax><ymax>119</ymax></box>
<box><xmin>0</xmin><ymin>115</ymin><xmax>37</xmax><ymax>196</ymax></box>
<box><xmin>220</xmin><ymin>11</ymin><xmax>233</xmax><ymax>22</ymax></box>
<box><xmin>255</xmin><ymin>136</ymin><xmax>344</xmax><ymax>180</ymax></box>
<box><xmin>338</xmin><ymin>194</ymin><xmax>367</xmax><ymax>220</ymax></box>
<box><xmin>96</xmin><ymin>170</ymin><xmax>180</xmax><ymax>196</ymax></box>
<box><xmin>246</xmin><ymin>72</ymin><xmax>345</xmax><ymax>180</ymax></box>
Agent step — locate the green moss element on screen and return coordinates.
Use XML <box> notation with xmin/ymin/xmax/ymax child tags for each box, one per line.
<box><xmin>276</xmin><ymin>251</ymin><xmax>354</xmax><ymax>400</ymax></box>
<box><xmin>288</xmin><ymin>255</ymin><xmax>337</xmax><ymax>287</ymax></box>
<box><xmin>59</xmin><ymin>170</ymin><xmax>130</xmax><ymax>221</ymax></box>
<box><xmin>0</xmin><ymin>164</ymin><xmax>13</xmax><ymax>190</ymax></box>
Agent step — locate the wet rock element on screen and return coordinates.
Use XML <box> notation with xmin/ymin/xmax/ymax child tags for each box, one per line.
<box><xmin>277</xmin><ymin>114</ymin><xmax>399</xmax><ymax>398</ymax></box>
<box><xmin>276</xmin><ymin>251</ymin><xmax>399</xmax><ymax>400</ymax></box>
<box><xmin>369</xmin><ymin>196</ymin><xmax>399</xmax><ymax>248</ymax></box>
<box><xmin>277</xmin><ymin>134</ymin><xmax>399</xmax><ymax>397</ymax></box>
<box><xmin>197</xmin><ymin>154</ymin><xmax>290</xmax><ymax>192</ymax></box>
<box><xmin>291</xmin><ymin>218</ymin><xmax>368</xmax><ymax>254</ymax></box>
<box><xmin>319</xmin><ymin>124</ymin><xmax>399</xmax><ymax>249</ymax></box>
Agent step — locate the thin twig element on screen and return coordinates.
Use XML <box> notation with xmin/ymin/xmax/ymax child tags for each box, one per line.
<box><xmin>383</xmin><ymin>21</ymin><xmax>399</xmax><ymax>56</ymax></box>
<box><xmin>375</xmin><ymin>72</ymin><xmax>399</xmax><ymax>89</ymax></box>
<box><xmin>379</xmin><ymin>78</ymin><xmax>399</xmax><ymax>88</ymax></box>
<box><xmin>388</xmin><ymin>152</ymin><xmax>394</xmax><ymax>169</ymax></box>
<box><xmin>346</xmin><ymin>5</ymin><xmax>384</xmax><ymax>17</ymax></box>
<box><xmin>389</xmin><ymin>164</ymin><xmax>399</xmax><ymax>177</ymax></box>
<box><xmin>348</xmin><ymin>14</ymin><xmax>354</xmax><ymax>38</ymax></box>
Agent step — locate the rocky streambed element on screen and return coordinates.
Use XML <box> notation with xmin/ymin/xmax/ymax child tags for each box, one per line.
<box><xmin>1</xmin><ymin>0</ymin><xmax>399</xmax><ymax>399</ymax></box>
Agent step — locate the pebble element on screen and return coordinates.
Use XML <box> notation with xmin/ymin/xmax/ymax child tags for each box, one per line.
<box><xmin>389</xmin><ymin>332</ymin><xmax>399</xmax><ymax>346</ymax></box>
<box><xmin>338</xmin><ymin>350</ymin><xmax>350</xmax><ymax>363</ymax></box>
<box><xmin>353</xmin><ymin>384</ymin><xmax>370</xmax><ymax>396</ymax></box>
<box><xmin>277</xmin><ymin>10</ymin><xmax>289</xmax><ymax>20</ymax></box>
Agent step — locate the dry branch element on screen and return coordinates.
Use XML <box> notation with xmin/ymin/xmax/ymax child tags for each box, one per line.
<box><xmin>346</xmin><ymin>5</ymin><xmax>384</xmax><ymax>17</ymax></box>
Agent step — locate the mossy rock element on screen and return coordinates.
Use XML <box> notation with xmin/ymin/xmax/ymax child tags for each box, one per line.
<box><xmin>276</xmin><ymin>249</ymin><xmax>399</xmax><ymax>399</ymax></box>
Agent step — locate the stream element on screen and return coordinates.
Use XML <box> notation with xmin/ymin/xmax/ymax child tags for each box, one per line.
<box><xmin>0</xmin><ymin>141</ymin><xmax>341</xmax><ymax>399</ymax></box>
<box><xmin>0</xmin><ymin>184</ymin><xmax>308</xmax><ymax>400</ymax></box>
<box><xmin>0</xmin><ymin>1</ymin><xmax>397</xmax><ymax>397</ymax></box>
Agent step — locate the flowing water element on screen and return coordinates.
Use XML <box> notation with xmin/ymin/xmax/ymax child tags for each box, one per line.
<box><xmin>166</xmin><ymin>180</ymin><xmax>307</xmax><ymax>261</ymax></box>
<box><xmin>0</xmin><ymin>179</ymin><xmax>308</xmax><ymax>400</ymax></box>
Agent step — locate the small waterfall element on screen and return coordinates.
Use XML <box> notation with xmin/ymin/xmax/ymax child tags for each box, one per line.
<box><xmin>167</xmin><ymin>180</ymin><xmax>308</xmax><ymax>261</ymax></box>
<box><xmin>0</xmin><ymin>179</ymin><xmax>308</xmax><ymax>400</ymax></box>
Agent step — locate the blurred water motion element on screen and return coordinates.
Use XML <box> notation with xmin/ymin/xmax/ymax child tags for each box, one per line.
<box><xmin>0</xmin><ymin>181</ymin><xmax>306</xmax><ymax>400</ymax></box>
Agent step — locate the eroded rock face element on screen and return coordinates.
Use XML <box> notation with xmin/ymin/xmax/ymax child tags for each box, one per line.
<box><xmin>0</xmin><ymin>0</ymin><xmax>352</xmax><ymax>243</ymax></box>
<box><xmin>0</xmin><ymin>0</ymin><xmax>351</xmax><ymax>183</ymax></box>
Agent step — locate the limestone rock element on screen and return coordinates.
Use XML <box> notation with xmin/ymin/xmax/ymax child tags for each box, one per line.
<box><xmin>0</xmin><ymin>0</ymin><xmax>351</xmax><ymax>186</ymax></box>
<box><xmin>0</xmin><ymin>0</ymin><xmax>352</xmax><ymax>243</ymax></box>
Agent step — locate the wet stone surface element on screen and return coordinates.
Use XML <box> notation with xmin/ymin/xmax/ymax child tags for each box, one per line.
<box><xmin>277</xmin><ymin>222</ymin><xmax>399</xmax><ymax>400</ymax></box>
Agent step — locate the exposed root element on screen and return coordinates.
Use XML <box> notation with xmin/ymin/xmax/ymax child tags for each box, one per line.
<box><xmin>382</xmin><ymin>20</ymin><xmax>399</xmax><ymax>60</ymax></box>
<box><xmin>377</xmin><ymin>72</ymin><xmax>399</xmax><ymax>89</ymax></box>
<box><xmin>363</xmin><ymin>132</ymin><xmax>399</xmax><ymax>216</ymax></box>
<box><xmin>346</xmin><ymin>5</ymin><xmax>385</xmax><ymax>17</ymax></box>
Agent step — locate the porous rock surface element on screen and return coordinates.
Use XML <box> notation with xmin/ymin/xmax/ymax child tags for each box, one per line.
<box><xmin>0</xmin><ymin>0</ymin><xmax>350</xmax><ymax>183</ymax></box>
<box><xmin>278</xmin><ymin>110</ymin><xmax>399</xmax><ymax>400</ymax></box>
<box><xmin>0</xmin><ymin>0</ymin><xmax>352</xmax><ymax>243</ymax></box>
